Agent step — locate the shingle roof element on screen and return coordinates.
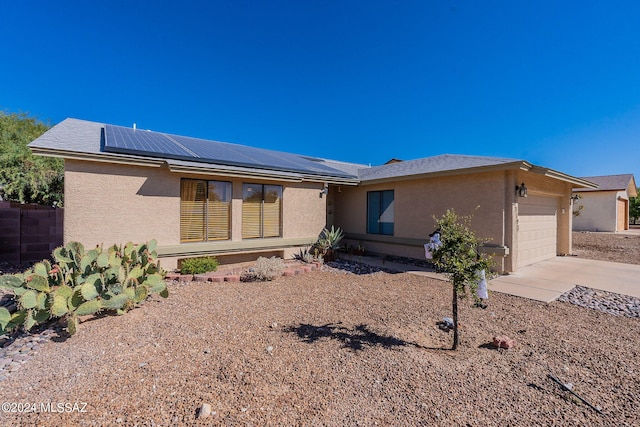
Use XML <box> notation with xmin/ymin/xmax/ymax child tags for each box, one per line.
<box><xmin>357</xmin><ymin>154</ymin><xmax>523</xmax><ymax>182</ymax></box>
<box><xmin>29</xmin><ymin>118</ymin><xmax>595</xmax><ymax>189</ymax></box>
<box><xmin>574</xmin><ymin>174</ymin><xmax>637</xmax><ymax>195</ymax></box>
<box><xmin>29</xmin><ymin>118</ymin><xmax>359</xmax><ymax>182</ymax></box>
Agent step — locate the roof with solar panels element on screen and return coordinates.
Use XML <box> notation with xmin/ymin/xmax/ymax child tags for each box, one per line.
<box><xmin>29</xmin><ymin>118</ymin><xmax>596</xmax><ymax>188</ymax></box>
<box><xmin>28</xmin><ymin>118</ymin><xmax>364</xmax><ymax>184</ymax></box>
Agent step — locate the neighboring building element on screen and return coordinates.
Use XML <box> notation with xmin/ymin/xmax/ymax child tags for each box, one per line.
<box><xmin>572</xmin><ymin>174</ymin><xmax>637</xmax><ymax>232</ymax></box>
<box><xmin>29</xmin><ymin>118</ymin><xmax>596</xmax><ymax>272</ymax></box>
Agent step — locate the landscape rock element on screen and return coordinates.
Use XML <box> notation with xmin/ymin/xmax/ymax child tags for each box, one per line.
<box><xmin>493</xmin><ymin>335</ymin><xmax>516</xmax><ymax>349</ymax></box>
<box><xmin>198</xmin><ymin>403</ymin><xmax>212</xmax><ymax>418</ymax></box>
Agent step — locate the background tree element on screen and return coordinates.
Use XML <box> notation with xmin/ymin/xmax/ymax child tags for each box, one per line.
<box><xmin>431</xmin><ymin>209</ymin><xmax>492</xmax><ymax>350</ymax></box>
<box><xmin>630</xmin><ymin>190</ymin><xmax>640</xmax><ymax>225</ymax></box>
<box><xmin>0</xmin><ymin>111</ymin><xmax>62</xmax><ymax>206</ymax></box>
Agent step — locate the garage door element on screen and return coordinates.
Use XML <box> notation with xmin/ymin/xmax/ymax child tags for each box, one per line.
<box><xmin>517</xmin><ymin>195</ymin><xmax>558</xmax><ymax>268</ymax></box>
<box><xmin>617</xmin><ymin>199</ymin><xmax>627</xmax><ymax>231</ymax></box>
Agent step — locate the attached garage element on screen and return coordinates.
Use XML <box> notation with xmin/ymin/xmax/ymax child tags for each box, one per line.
<box><xmin>517</xmin><ymin>195</ymin><xmax>559</xmax><ymax>268</ymax></box>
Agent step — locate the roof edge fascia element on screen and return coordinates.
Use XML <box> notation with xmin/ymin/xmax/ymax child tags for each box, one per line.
<box><xmin>166</xmin><ymin>163</ymin><xmax>361</xmax><ymax>185</ymax></box>
<box><xmin>529</xmin><ymin>166</ymin><xmax>598</xmax><ymax>189</ymax></box>
<box><xmin>30</xmin><ymin>147</ymin><xmax>164</xmax><ymax>168</ymax></box>
<box><xmin>31</xmin><ymin>147</ymin><xmax>361</xmax><ymax>184</ymax></box>
<box><xmin>358</xmin><ymin>161</ymin><xmax>529</xmax><ymax>186</ymax></box>
<box><xmin>166</xmin><ymin>163</ymin><xmax>303</xmax><ymax>183</ymax></box>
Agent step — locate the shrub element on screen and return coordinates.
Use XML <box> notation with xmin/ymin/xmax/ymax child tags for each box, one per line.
<box><xmin>180</xmin><ymin>256</ymin><xmax>219</xmax><ymax>275</ymax></box>
<box><xmin>312</xmin><ymin>226</ymin><xmax>345</xmax><ymax>261</ymax></box>
<box><xmin>252</xmin><ymin>256</ymin><xmax>285</xmax><ymax>281</ymax></box>
<box><xmin>0</xmin><ymin>240</ymin><xmax>168</xmax><ymax>336</ymax></box>
<box><xmin>294</xmin><ymin>247</ymin><xmax>323</xmax><ymax>264</ymax></box>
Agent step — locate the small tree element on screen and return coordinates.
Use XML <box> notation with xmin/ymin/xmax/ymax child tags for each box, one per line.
<box><xmin>572</xmin><ymin>194</ymin><xmax>584</xmax><ymax>217</ymax></box>
<box><xmin>0</xmin><ymin>111</ymin><xmax>62</xmax><ymax>206</ymax></box>
<box><xmin>431</xmin><ymin>209</ymin><xmax>492</xmax><ymax>350</ymax></box>
<box><xmin>630</xmin><ymin>190</ymin><xmax>639</xmax><ymax>225</ymax></box>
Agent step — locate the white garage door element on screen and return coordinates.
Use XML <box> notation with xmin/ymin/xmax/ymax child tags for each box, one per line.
<box><xmin>517</xmin><ymin>195</ymin><xmax>558</xmax><ymax>268</ymax></box>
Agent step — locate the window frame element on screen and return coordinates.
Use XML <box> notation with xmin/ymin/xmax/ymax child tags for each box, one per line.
<box><xmin>367</xmin><ymin>189</ymin><xmax>395</xmax><ymax>235</ymax></box>
<box><xmin>180</xmin><ymin>179</ymin><xmax>232</xmax><ymax>243</ymax></box>
<box><xmin>242</xmin><ymin>183</ymin><xmax>283</xmax><ymax>239</ymax></box>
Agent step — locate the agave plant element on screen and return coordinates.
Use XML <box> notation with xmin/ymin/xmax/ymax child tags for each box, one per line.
<box><xmin>314</xmin><ymin>226</ymin><xmax>345</xmax><ymax>261</ymax></box>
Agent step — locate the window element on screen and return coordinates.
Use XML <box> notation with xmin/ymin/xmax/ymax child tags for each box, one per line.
<box><xmin>180</xmin><ymin>179</ymin><xmax>231</xmax><ymax>242</ymax></box>
<box><xmin>242</xmin><ymin>183</ymin><xmax>282</xmax><ymax>238</ymax></box>
<box><xmin>367</xmin><ymin>190</ymin><xmax>394</xmax><ymax>235</ymax></box>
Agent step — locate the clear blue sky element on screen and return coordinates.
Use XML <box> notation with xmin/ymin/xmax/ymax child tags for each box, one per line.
<box><xmin>2</xmin><ymin>1</ymin><xmax>639</xmax><ymax>181</ymax></box>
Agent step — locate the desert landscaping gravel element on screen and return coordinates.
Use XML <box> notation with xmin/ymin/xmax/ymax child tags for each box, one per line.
<box><xmin>0</xmin><ymin>233</ymin><xmax>639</xmax><ymax>426</ymax></box>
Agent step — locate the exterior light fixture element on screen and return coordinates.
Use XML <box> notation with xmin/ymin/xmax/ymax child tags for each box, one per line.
<box><xmin>515</xmin><ymin>183</ymin><xmax>528</xmax><ymax>198</ymax></box>
<box><xmin>570</xmin><ymin>194</ymin><xmax>580</xmax><ymax>203</ymax></box>
<box><xmin>319</xmin><ymin>184</ymin><xmax>329</xmax><ymax>197</ymax></box>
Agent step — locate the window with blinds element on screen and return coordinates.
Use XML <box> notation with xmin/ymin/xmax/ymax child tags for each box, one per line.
<box><xmin>180</xmin><ymin>179</ymin><xmax>231</xmax><ymax>243</ymax></box>
<box><xmin>242</xmin><ymin>183</ymin><xmax>282</xmax><ymax>239</ymax></box>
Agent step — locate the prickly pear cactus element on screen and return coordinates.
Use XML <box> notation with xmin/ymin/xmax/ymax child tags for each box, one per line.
<box><xmin>0</xmin><ymin>239</ymin><xmax>168</xmax><ymax>336</ymax></box>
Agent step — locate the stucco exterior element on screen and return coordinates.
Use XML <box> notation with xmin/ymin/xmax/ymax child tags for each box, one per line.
<box><xmin>332</xmin><ymin>168</ymin><xmax>575</xmax><ymax>273</ymax></box>
<box><xmin>572</xmin><ymin>174</ymin><xmax>637</xmax><ymax>232</ymax></box>
<box><xmin>32</xmin><ymin>119</ymin><xmax>596</xmax><ymax>274</ymax></box>
<box><xmin>572</xmin><ymin>191</ymin><xmax>628</xmax><ymax>232</ymax></box>
<box><xmin>65</xmin><ymin>159</ymin><xmax>328</xmax><ymax>269</ymax></box>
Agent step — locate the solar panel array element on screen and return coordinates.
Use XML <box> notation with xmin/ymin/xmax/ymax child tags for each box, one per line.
<box><xmin>103</xmin><ymin>124</ymin><xmax>354</xmax><ymax>178</ymax></box>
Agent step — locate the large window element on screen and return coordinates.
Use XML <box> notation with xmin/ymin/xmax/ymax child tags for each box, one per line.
<box><xmin>180</xmin><ymin>179</ymin><xmax>231</xmax><ymax>242</ymax></box>
<box><xmin>367</xmin><ymin>190</ymin><xmax>394</xmax><ymax>235</ymax></box>
<box><xmin>242</xmin><ymin>183</ymin><xmax>282</xmax><ymax>238</ymax></box>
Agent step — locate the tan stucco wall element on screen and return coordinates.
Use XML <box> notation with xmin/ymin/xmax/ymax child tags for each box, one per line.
<box><xmin>334</xmin><ymin>171</ymin><xmax>510</xmax><ymax>270</ymax></box>
<box><xmin>65</xmin><ymin>160</ymin><xmax>180</xmax><ymax>248</ymax></box>
<box><xmin>334</xmin><ymin>169</ymin><xmax>574</xmax><ymax>273</ymax></box>
<box><xmin>282</xmin><ymin>182</ymin><xmax>327</xmax><ymax>239</ymax></box>
<box><xmin>572</xmin><ymin>191</ymin><xmax>626</xmax><ymax>232</ymax></box>
<box><xmin>64</xmin><ymin>160</ymin><xmax>327</xmax><ymax>269</ymax></box>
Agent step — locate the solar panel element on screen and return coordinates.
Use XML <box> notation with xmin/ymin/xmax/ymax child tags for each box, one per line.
<box><xmin>104</xmin><ymin>125</ymin><xmax>194</xmax><ymax>159</ymax></box>
<box><xmin>103</xmin><ymin>124</ymin><xmax>355</xmax><ymax>178</ymax></box>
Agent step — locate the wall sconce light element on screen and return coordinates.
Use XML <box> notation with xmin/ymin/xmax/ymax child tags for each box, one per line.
<box><xmin>570</xmin><ymin>194</ymin><xmax>580</xmax><ymax>203</ymax></box>
<box><xmin>515</xmin><ymin>182</ymin><xmax>528</xmax><ymax>198</ymax></box>
<box><xmin>319</xmin><ymin>184</ymin><xmax>329</xmax><ymax>198</ymax></box>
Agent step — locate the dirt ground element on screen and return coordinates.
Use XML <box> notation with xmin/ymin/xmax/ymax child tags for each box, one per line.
<box><xmin>572</xmin><ymin>229</ymin><xmax>640</xmax><ymax>265</ymax></box>
<box><xmin>0</xmin><ymin>233</ymin><xmax>638</xmax><ymax>426</ymax></box>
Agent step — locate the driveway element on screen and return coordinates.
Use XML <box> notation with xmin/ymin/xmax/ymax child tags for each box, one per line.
<box><xmin>489</xmin><ymin>256</ymin><xmax>640</xmax><ymax>302</ymax></box>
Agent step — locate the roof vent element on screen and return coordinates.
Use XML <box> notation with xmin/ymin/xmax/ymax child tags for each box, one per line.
<box><xmin>133</xmin><ymin>123</ymin><xmax>137</xmax><ymax>131</ymax></box>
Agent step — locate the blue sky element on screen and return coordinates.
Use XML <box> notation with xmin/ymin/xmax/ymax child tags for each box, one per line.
<box><xmin>2</xmin><ymin>1</ymin><xmax>639</xmax><ymax>181</ymax></box>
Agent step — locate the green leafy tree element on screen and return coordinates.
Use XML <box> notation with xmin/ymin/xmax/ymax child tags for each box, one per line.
<box><xmin>630</xmin><ymin>190</ymin><xmax>640</xmax><ymax>225</ymax></box>
<box><xmin>0</xmin><ymin>111</ymin><xmax>63</xmax><ymax>206</ymax></box>
<box><xmin>431</xmin><ymin>209</ymin><xmax>493</xmax><ymax>350</ymax></box>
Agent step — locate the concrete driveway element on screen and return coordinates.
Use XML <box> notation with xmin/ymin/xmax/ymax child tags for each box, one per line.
<box><xmin>489</xmin><ymin>257</ymin><xmax>640</xmax><ymax>303</ymax></box>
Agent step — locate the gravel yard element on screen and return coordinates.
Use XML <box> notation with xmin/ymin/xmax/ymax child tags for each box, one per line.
<box><xmin>572</xmin><ymin>229</ymin><xmax>640</xmax><ymax>265</ymax></box>
<box><xmin>0</xmin><ymin>233</ymin><xmax>639</xmax><ymax>426</ymax></box>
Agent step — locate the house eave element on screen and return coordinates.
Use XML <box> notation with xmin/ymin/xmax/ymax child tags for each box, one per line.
<box><xmin>358</xmin><ymin>161</ymin><xmax>529</xmax><ymax>186</ymax></box>
<box><xmin>30</xmin><ymin>147</ymin><xmax>165</xmax><ymax>168</ymax></box>
<box><xmin>31</xmin><ymin>147</ymin><xmax>361</xmax><ymax>184</ymax></box>
<box><xmin>529</xmin><ymin>166</ymin><xmax>598</xmax><ymax>189</ymax></box>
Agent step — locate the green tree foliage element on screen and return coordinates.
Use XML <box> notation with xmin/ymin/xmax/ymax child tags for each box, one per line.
<box><xmin>0</xmin><ymin>111</ymin><xmax>63</xmax><ymax>206</ymax></box>
<box><xmin>431</xmin><ymin>209</ymin><xmax>493</xmax><ymax>350</ymax></box>
<box><xmin>630</xmin><ymin>189</ymin><xmax>640</xmax><ymax>225</ymax></box>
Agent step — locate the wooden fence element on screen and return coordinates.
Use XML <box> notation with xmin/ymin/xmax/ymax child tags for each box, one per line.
<box><xmin>0</xmin><ymin>201</ymin><xmax>63</xmax><ymax>265</ymax></box>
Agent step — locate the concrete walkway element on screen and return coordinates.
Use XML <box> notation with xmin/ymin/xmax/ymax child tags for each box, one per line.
<box><xmin>339</xmin><ymin>253</ymin><xmax>640</xmax><ymax>304</ymax></box>
<box><xmin>489</xmin><ymin>257</ymin><xmax>640</xmax><ymax>303</ymax></box>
